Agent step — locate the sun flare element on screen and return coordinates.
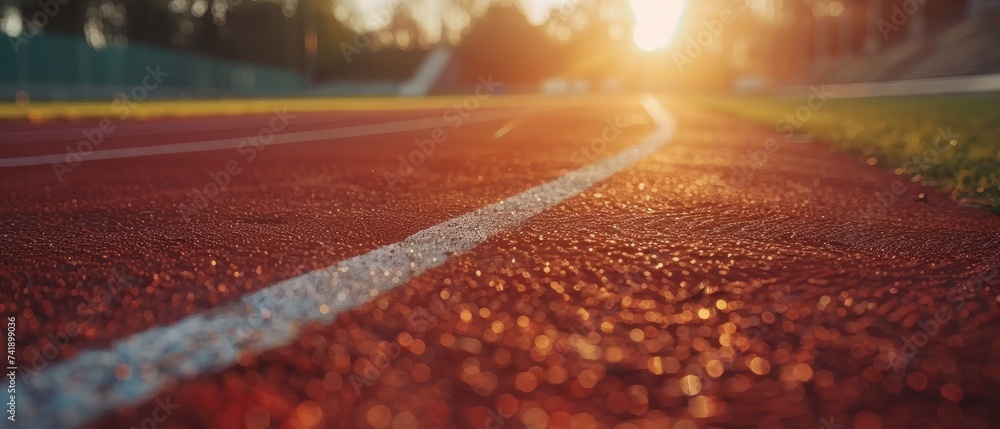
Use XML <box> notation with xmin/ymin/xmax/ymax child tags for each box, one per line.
<box><xmin>337</xmin><ymin>0</ymin><xmax>692</xmax><ymax>51</ymax></box>
<box><xmin>629</xmin><ymin>0</ymin><xmax>689</xmax><ymax>51</ymax></box>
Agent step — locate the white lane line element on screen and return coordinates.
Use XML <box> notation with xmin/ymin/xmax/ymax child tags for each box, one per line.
<box><xmin>0</xmin><ymin>107</ymin><xmax>559</xmax><ymax>168</ymax></box>
<box><xmin>0</xmin><ymin>112</ymin><xmax>427</xmax><ymax>145</ymax></box>
<box><xmin>20</xmin><ymin>96</ymin><xmax>675</xmax><ymax>429</ymax></box>
<box><xmin>492</xmin><ymin>117</ymin><xmax>529</xmax><ymax>141</ymax></box>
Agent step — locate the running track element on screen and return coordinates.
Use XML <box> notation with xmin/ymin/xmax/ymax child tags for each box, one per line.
<box><xmin>2</xmin><ymin>94</ymin><xmax>998</xmax><ymax>429</ymax></box>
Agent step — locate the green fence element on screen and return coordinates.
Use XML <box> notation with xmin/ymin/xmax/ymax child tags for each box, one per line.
<box><xmin>1</xmin><ymin>32</ymin><xmax>308</xmax><ymax>98</ymax></box>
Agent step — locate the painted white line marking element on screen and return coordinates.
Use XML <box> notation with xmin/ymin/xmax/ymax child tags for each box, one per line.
<box><xmin>20</xmin><ymin>96</ymin><xmax>675</xmax><ymax>429</ymax></box>
<box><xmin>399</xmin><ymin>48</ymin><xmax>452</xmax><ymax>97</ymax></box>
<box><xmin>0</xmin><ymin>112</ymin><xmax>426</xmax><ymax>145</ymax></box>
<box><xmin>0</xmin><ymin>107</ymin><xmax>558</xmax><ymax>168</ymax></box>
<box><xmin>492</xmin><ymin>117</ymin><xmax>528</xmax><ymax>141</ymax></box>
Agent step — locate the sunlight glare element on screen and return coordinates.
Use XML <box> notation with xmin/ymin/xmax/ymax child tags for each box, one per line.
<box><xmin>629</xmin><ymin>0</ymin><xmax>688</xmax><ymax>51</ymax></box>
<box><xmin>335</xmin><ymin>0</ymin><xmax>691</xmax><ymax>49</ymax></box>
<box><xmin>343</xmin><ymin>0</ymin><xmax>398</xmax><ymax>31</ymax></box>
<box><xmin>518</xmin><ymin>0</ymin><xmax>576</xmax><ymax>25</ymax></box>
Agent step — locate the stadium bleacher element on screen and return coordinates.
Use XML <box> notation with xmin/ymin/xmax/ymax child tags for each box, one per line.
<box><xmin>823</xmin><ymin>10</ymin><xmax>1000</xmax><ymax>83</ymax></box>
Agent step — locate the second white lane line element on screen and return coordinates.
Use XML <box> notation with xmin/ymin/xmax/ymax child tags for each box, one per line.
<box><xmin>20</xmin><ymin>95</ymin><xmax>676</xmax><ymax>429</ymax></box>
<box><xmin>0</xmin><ymin>107</ymin><xmax>562</xmax><ymax>168</ymax></box>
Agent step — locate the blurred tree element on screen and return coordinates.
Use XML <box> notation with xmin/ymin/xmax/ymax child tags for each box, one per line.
<box><xmin>456</xmin><ymin>4</ymin><xmax>559</xmax><ymax>83</ymax></box>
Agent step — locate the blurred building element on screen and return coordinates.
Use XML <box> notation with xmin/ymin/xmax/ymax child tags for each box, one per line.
<box><xmin>762</xmin><ymin>0</ymin><xmax>1000</xmax><ymax>84</ymax></box>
